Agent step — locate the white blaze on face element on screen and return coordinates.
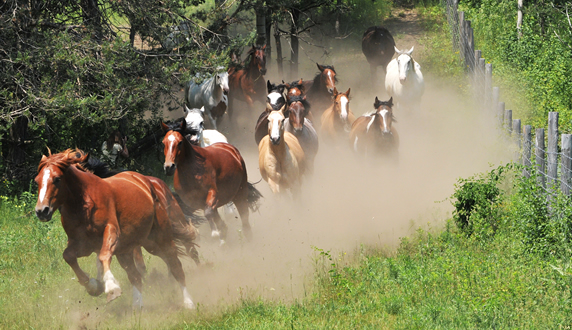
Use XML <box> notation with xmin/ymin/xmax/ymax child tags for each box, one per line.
<box><xmin>379</xmin><ymin>109</ymin><xmax>390</xmax><ymax>133</ymax></box>
<box><xmin>268</xmin><ymin>112</ymin><xmax>283</xmax><ymax>142</ymax></box>
<box><xmin>267</xmin><ymin>92</ymin><xmax>282</xmax><ymax>107</ymax></box>
<box><xmin>39</xmin><ymin>168</ymin><xmax>51</xmax><ymax>203</ymax></box>
<box><xmin>398</xmin><ymin>54</ymin><xmax>411</xmax><ymax>82</ymax></box>
<box><xmin>339</xmin><ymin>96</ymin><xmax>349</xmax><ymax>121</ymax></box>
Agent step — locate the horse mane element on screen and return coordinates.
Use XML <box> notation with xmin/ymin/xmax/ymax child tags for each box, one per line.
<box><xmin>312</xmin><ymin>64</ymin><xmax>338</xmax><ymax>85</ymax></box>
<box><xmin>38</xmin><ymin>149</ymin><xmax>89</xmax><ymax>173</ymax></box>
<box><xmin>288</xmin><ymin>95</ymin><xmax>311</xmax><ymax>112</ymax></box>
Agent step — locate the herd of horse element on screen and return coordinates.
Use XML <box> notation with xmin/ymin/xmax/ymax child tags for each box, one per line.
<box><xmin>32</xmin><ymin>26</ymin><xmax>425</xmax><ymax>311</ymax></box>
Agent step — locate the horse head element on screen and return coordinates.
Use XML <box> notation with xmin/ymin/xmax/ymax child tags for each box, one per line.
<box><xmin>287</xmin><ymin>95</ymin><xmax>310</xmax><ymax>134</ymax></box>
<box><xmin>35</xmin><ymin>149</ymin><xmax>88</xmax><ymax>221</ymax></box>
<box><xmin>267</xmin><ymin>110</ymin><xmax>285</xmax><ymax>145</ymax></box>
<box><xmin>373</xmin><ymin>96</ymin><xmax>395</xmax><ymax>136</ymax></box>
<box><xmin>394</xmin><ymin>46</ymin><xmax>415</xmax><ymax>84</ymax></box>
<box><xmin>317</xmin><ymin>63</ymin><xmax>336</xmax><ymax>94</ymax></box>
<box><xmin>248</xmin><ymin>44</ymin><xmax>267</xmax><ymax>76</ymax></box>
<box><xmin>286</xmin><ymin>78</ymin><xmax>305</xmax><ymax>99</ymax></box>
<box><xmin>267</xmin><ymin>80</ymin><xmax>287</xmax><ymax>111</ymax></box>
<box><xmin>216</xmin><ymin>72</ymin><xmax>230</xmax><ymax>94</ymax></box>
<box><xmin>161</xmin><ymin>120</ymin><xmax>186</xmax><ymax>176</ymax></box>
<box><xmin>183</xmin><ymin>105</ymin><xmax>205</xmax><ymax>145</ymax></box>
<box><xmin>332</xmin><ymin>87</ymin><xmax>351</xmax><ymax>122</ymax></box>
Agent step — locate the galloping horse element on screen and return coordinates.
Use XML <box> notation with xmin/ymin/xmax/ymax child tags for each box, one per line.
<box><xmin>34</xmin><ymin>149</ymin><xmax>199</xmax><ymax>309</ymax></box>
<box><xmin>385</xmin><ymin>46</ymin><xmax>425</xmax><ymax>112</ymax></box>
<box><xmin>186</xmin><ymin>71</ymin><xmax>229</xmax><ymax>130</ymax></box>
<box><xmin>303</xmin><ymin>64</ymin><xmax>337</xmax><ymax>118</ymax></box>
<box><xmin>362</xmin><ymin>26</ymin><xmax>396</xmax><ymax>80</ymax></box>
<box><xmin>259</xmin><ymin>111</ymin><xmax>305</xmax><ymax>195</ymax></box>
<box><xmin>350</xmin><ymin>97</ymin><xmax>399</xmax><ymax>160</ymax></box>
<box><xmin>320</xmin><ymin>87</ymin><xmax>356</xmax><ymax>141</ymax></box>
<box><xmin>283</xmin><ymin>96</ymin><xmax>319</xmax><ymax>174</ymax></box>
<box><xmin>162</xmin><ymin>121</ymin><xmax>262</xmax><ymax>244</ymax></box>
<box><xmin>228</xmin><ymin>45</ymin><xmax>267</xmax><ymax>119</ymax></box>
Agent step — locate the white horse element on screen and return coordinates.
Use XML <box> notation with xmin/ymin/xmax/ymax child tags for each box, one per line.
<box><xmin>186</xmin><ymin>71</ymin><xmax>229</xmax><ymax>130</ymax></box>
<box><xmin>183</xmin><ymin>106</ymin><xmax>239</xmax><ymax>227</ymax></box>
<box><xmin>385</xmin><ymin>46</ymin><xmax>425</xmax><ymax>112</ymax></box>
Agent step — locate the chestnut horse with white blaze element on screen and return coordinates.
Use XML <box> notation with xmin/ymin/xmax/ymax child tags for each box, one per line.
<box><xmin>162</xmin><ymin>121</ymin><xmax>262</xmax><ymax>245</ymax></box>
<box><xmin>302</xmin><ymin>64</ymin><xmax>337</xmax><ymax>119</ymax></box>
<box><xmin>259</xmin><ymin>111</ymin><xmax>305</xmax><ymax>195</ymax></box>
<box><xmin>350</xmin><ymin>96</ymin><xmax>399</xmax><ymax>160</ymax></box>
<box><xmin>320</xmin><ymin>87</ymin><xmax>356</xmax><ymax>142</ymax></box>
<box><xmin>34</xmin><ymin>149</ymin><xmax>198</xmax><ymax>309</ymax></box>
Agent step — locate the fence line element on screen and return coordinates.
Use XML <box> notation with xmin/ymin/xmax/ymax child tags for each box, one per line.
<box><xmin>443</xmin><ymin>0</ymin><xmax>572</xmax><ymax>197</ymax></box>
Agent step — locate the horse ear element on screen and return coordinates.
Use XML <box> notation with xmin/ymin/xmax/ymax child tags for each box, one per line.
<box><xmin>388</xmin><ymin>97</ymin><xmax>393</xmax><ymax>106</ymax></box>
<box><xmin>345</xmin><ymin>88</ymin><xmax>351</xmax><ymax>97</ymax></box>
<box><xmin>200</xmin><ymin>106</ymin><xmax>205</xmax><ymax>113</ymax></box>
<box><xmin>297</xmin><ymin>78</ymin><xmax>303</xmax><ymax>85</ymax></box>
<box><xmin>41</xmin><ymin>154</ymin><xmax>47</xmax><ymax>162</ymax></box>
<box><xmin>407</xmin><ymin>46</ymin><xmax>414</xmax><ymax>55</ymax></box>
<box><xmin>184</xmin><ymin>104</ymin><xmax>191</xmax><ymax>114</ymax></box>
<box><xmin>375</xmin><ymin>96</ymin><xmax>379</xmax><ymax>105</ymax></box>
<box><xmin>267</xmin><ymin>80</ymin><xmax>272</xmax><ymax>93</ymax></box>
<box><xmin>333</xmin><ymin>87</ymin><xmax>338</xmax><ymax>95</ymax></box>
<box><xmin>161</xmin><ymin>122</ymin><xmax>169</xmax><ymax>132</ymax></box>
<box><xmin>180</xmin><ymin>119</ymin><xmax>186</xmax><ymax>130</ymax></box>
<box><xmin>394</xmin><ymin>46</ymin><xmax>402</xmax><ymax>55</ymax></box>
<box><xmin>317</xmin><ymin>63</ymin><xmax>324</xmax><ymax>71</ymax></box>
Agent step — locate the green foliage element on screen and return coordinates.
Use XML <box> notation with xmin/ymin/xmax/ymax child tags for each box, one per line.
<box><xmin>451</xmin><ymin>164</ymin><xmax>509</xmax><ymax>239</ymax></box>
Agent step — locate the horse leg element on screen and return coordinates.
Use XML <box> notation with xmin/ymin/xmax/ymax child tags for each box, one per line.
<box><xmin>99</xmin><ymin>224</ymin><xmax>122</xmax><ymax>302</ymax></box>
<box><xmin>116</xmin><ymin>253</ymin><xmax>144</xmax><ymax>309</ymax></box>
<box><xmin>205</xmin><ymin>188</ymin><xmax>228</xmax><ymax>245</ymax></box>
<box><xmin>62</xmin><ymin>242</ymin><xmax>104</xmax><ymax>297</ymax></box>
<box><xmin>233</xmin><ymin>199</ymin><xmax>252</xmax><ymax>241</ymax></box>
<box><xmin>133</xmin><ymin>246</ymin><xmax>147</xmax><ymax>276</ymax></box>
<box><xmin>206</xmin><ymin>108</ymin><xmax>218</xmax><ymax>131</ymax></box>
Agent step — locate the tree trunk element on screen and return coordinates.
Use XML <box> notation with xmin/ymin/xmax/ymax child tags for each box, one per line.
<box><xmin>335</xmin><ymin>0</ymin><xmax>342</xmax><ymax>36</ymax></box>
<box><xmin>517</xmin><ymin>0</ymin><xmax>524</xmax><ymax>38</ymax></box>
<box><xmin>290</xmin><ymin>9</ymin><xmax>300</xmax><ymax>79</ymax></box>
<box><xmin>80</xmin><ymin>0</ymin><xmax>104</xmax><ymax>40</ymax></box>
<box><xmin>256</xmin><ymin>5</ymin><xmax>266</xmax><ymax>46</ymax></box>
<box><xmin>274</xmin><ymin>22</ymin><xmax>283</xmax><ymax>77</ymax></box>
<box><xmin>265</xmin><ymin>15</ymin><xmax>272</xmax><ymax>64</ymax></box>
<box><xmin>8</xmin><ymin>117</ymin><xmax>29</xmax><ymax>181</ymax></box>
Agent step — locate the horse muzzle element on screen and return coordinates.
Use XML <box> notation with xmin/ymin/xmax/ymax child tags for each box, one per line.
<box><xmin>328</xmin><ymin>88</ymin><xmax>334</xmax><ymax>94</ymax></box>
<box><xmin>35</xmin><ymin>206</ymin><xmax>54</xmax><ymax>222</ymax></box>
<box><xmin>188</xmin><ymin>134</ymin><xmax>200</xmax><ymax>145</ymax></box>
<box><xmin>399</xmin><ymin>77</ymin><xmax>407</xmax><ymax>84</ymax></box>
<box><xmin>270</xmin><ymin>136</ymin><xmax>281</xmax><ymax>145</ymax></box>
<box><xmin>260</xmin><ymin>68</ymin><xmax>267</xmax><ymax>76</ymax></box>
<box><xmin>164</xmin><ymin>163</ymin><xmax>177</xmax><ymax>176</ymax></box>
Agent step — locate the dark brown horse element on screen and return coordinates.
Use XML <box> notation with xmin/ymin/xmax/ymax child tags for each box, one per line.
<box><xmin>34</xmin><ymin>149</ymin><xmax>199</xmax><ymax>309</ymax></box>
<box><xmin>362</xmin><ymin>26</ymin><xmax>396</xmax><ymax>79</ymax></box>
<box><xmin>283</xmin><ymin>96</ymin><xmax>319</xmax><ymax>174</ymax></box>
<box><xmin>350</xmin><ymin>96</ymin><xmax>399</xmax><ymax>160</ymax></box>
<box><xmin>228</xmin><ymin>45</ymin><xmax>267</xmax><ymax>119</ymax></box>
<box><xmin>162</xmin><ymin>120</ymin><xmax>262</xmax><ymax>244</ymax></box>
<box><xmin>303</xmin><ymin>64</ymin><xmax>337</xmax><ymax>118</ymax></box>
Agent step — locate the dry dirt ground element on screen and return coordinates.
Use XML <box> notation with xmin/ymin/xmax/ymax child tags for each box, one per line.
<box><xmin>70</xmin><ymin>9</ymin><xmax>512</xmax><ymax>326</ymax></box>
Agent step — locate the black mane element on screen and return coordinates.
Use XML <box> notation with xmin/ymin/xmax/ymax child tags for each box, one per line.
<box><xmin>288</xmin><ymin>95</ymin><xmax>311</xmax><ymax>112</ymax></box>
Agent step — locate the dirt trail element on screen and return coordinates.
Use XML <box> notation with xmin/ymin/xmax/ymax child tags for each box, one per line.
<box><xmin>72</xmin><ymin>10</ymin><xmax>511</xmax><ymax>327</ymax></box>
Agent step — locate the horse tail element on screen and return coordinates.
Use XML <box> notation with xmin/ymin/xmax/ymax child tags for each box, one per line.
<box><xmin>247</xmin><ymin>181</ymin><xmax>263</xmax><ymax>212</ymax></box>
<box><xmin>169</xmin><ymin>211</ymin><xmax>201</xmax><ymax>262</ymax></box>
<box><xmin>172</xmin><ymin>191</ymin><xmax>208</xmax><ymax>227</ymax></box>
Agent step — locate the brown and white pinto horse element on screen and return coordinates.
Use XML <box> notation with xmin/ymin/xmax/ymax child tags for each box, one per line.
<box><xmin>350</xmin><ymin>97</ymin><xmax>399</xmax><ymax>159</ymax></box>
<box><xmin>283</xmin><ymin>96</ymin><xmax>319</xmax><ymax>174</ymax></box>
<box><xmin>34</xmin><ymin>149</ymin><xmax>198</xmax><ymax>309</ymax></box>
<box><xmin>228</xmin><ymin>45</ymin><xmax>267</xmax><ymax>119</ymax></box>
<box><xmin>303</xmin><ymin>64</ymin><xmax>337</xmax><ymax>117</ymax></box>
<box><xmin>162</xmin><ymin>120</ymin><xmax>262</xmax><ymax>244</ymax></box>
<box><xmin>259</xmin><ymin>111</ymin><xmax>305</xmax><ymax>195</ymax></box>
<box><xmin>320</xmin><ymin>87</ymin><xmax>356</xmax><ymax>142</ymax></box>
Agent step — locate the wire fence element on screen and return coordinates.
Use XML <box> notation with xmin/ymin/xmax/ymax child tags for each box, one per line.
<box><xmin>443</xmin><ymin>0</ymin><xmax>572</xmax><ymax>198</ymax></box>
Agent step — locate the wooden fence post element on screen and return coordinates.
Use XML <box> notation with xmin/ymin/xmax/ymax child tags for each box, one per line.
<box><xmin>561</xmin><ymin>134</ymin><xmax>572</xmax><ymax>195</ymax></box>
<box><xmin>498</xmin><ymin>102</ymin><xmax>505</xmax><ymax>127</ymax></box>
<box><xmin>536</xmin><ymin>128</ymin><xmax>546</xmax><ymax>189</ymax></box>
<box><xmin>485</xmin><ymin>63</ymin><xmax>492</xmax><ymax>110</ymax></box>
<box><xmin>468</xmin><ymin>26</ymin><xmax>475</xmax><ymax>70</ymax></box>
<box><xmin>505</xmin><ymin>109</ymin><xmax>512</xmax><ymax>134</ymax></box>
<box><xmin>478</xmin><ymin>58</ymin><xmax>485</xmax><ymax>104</ymax></box>
<box><xmin>459</xmin><ymin>11</ymin><xmax>465</xmax><ymax>63</ymax></box>
<box><xmin>523</xmin><ymin>125</ymin><xmax>532</xmax><ymax>178</ymax></box>
<box><xmin>547</xmin><ymin>112</ymin><xmax>559</xmax><ymax>190</ymax></box>
<box><xmin>513</xmin><ymin>119</ymin><xmax>522</xmax><ymax>162</ymax></box>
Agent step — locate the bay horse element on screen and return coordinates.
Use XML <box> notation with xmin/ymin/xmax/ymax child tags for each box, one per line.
<box><xmin>228</xmin><ymin>45</ymin><xmax>267</xmax><ymax>120</ymax></box>
<box><xmin>258</xmin><ymin>110</ymin><xmax>305</xmax><ymax>195</ymax></box>
<box><xmin>283</xmin><ymin>96</ymin><xmax>319</xmax><ymax>174</ymax></box>
<box><xmin>34</xmin><ymin>149</ymin><xmax>199</xmax><ymax>309</ymax></box>
<box><xmin>385</xmin><ymin>46</ymin><xmax>425</xmax><ymax>112</ymax></box>
<box><xmin>362</xmin><ymin>26</ymin><xmax>396</xmax><ymax>80</ymax></box>
<box><xmin>162</xmin><ymin>120</ymin><xmax>262</xmax><ymax>244</ymax></box>
<box><xmin>254</xmin><ymin>80</ymin><xmax>288</xmax><ymax>146</ymax></box>
<box><xmin>303</xmin><ymin>64</ymin><xmax>337</xmax><ymax>118</ymax></box>
<box><xmin>350</xmin><ymin>97</ymin><xmax>399</xmax><ymax>160</ymax></box>
<box><xmin>186</xmin><ymin>71</ymin><xmax>229</xmax><ymax>130</ymax></box>
<box><xmin>320</xmin><ymin>87</ymin><xmax>356</xmax><ymax>142</ymax></box>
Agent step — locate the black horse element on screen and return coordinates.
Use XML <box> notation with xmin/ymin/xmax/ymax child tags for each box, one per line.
<box><xmin>362</xmin><ymin>26</ymin><xmax>396</xmax><ymax>80</ymax></box>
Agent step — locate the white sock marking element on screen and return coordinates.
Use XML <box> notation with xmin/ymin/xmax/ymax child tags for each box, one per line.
<box><xmin>133</xmin><ymin>286</ymin><xmax>143</xmax><ymax>308</ymax></box>
<box><xmin>103</xmin><ymin>270</ymin><xmax>120</xmax><ymax>294</ymax></box>
<box><xmin>39</xmin><ymin>168</ymin><xmax>51</xmax><ymax>203</ymax></box>
<box><xmin>182</xmin><ymin>286</ymin><xmax>195</xmax><ymax>309</ymax></box>
<box><xmin>353</xmin><ymin>136</ymin><xmax>359</xmax><ymax>152</ymax></box>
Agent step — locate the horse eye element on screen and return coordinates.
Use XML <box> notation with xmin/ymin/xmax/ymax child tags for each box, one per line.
<box><xmin>53</xmin><ymin>177</ymin><xmax>61</xmax><ymax>184</ymax></box>
<box><xmin>200</xmin><ymin>122</ymin><xmax>204</xmax><ymax>127</ymax></box>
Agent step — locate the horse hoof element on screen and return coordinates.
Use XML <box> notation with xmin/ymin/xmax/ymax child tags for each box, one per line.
<box><xmin>86</xmin><ymin>278</ymin><xmax>105</xmax><ymax>297</ymax></box>
<box><xmin>211</xmin><ymin>230</ymin><xmax>220</xmax><ymax>238</ymax></box>
<box><xmin>219</xmin><ymin>239</ymin><xmax>226</xmax><ymax>247</ymax></box>
<box><xmin>106</xmin><ymin>287</ymin><xmax>122</xmax><ymax>303</ymax></box>
<box><xmin>184</xmin><ymin>301</ymin><xmax>196</xmax><ymax>310</ymax></box>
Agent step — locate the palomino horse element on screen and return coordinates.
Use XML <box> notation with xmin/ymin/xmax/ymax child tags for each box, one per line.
<box><xmin>320</xmin><ymin>87</ymin><xmax>356</xmax><ymax>141</ymax></box>
<box><xmin>303</xmin><ymin>64</ymin><xmax>337</xmax><ymax>117</ymax></box>
<box><xmin>362</xmin><ymin>26</ymin><xmax>396</xmax><ymax>80</ymax></box>
<box><xmin>283</xmin><ymin>96</ymin><xmax>319</xmax><ymax>174</ymax></box>
<box><xmin>228</xmin><ymin>45</ymin><xmax>267</xmax><ymax>119</ymax></box>
<box><xmin>254</xmin><ymin>80</ymin><xmax>288</xmax><ymax>146</ymax></box>
<box><xmin>350</xmin><ymin>97</ymin><xmax>399</xmax><ymax>160</ymax></box>
<box><xmin>34</xmin><ymin>149</ymin><xmax>199</xmax><ymax>309</ymax></box>
<box><xmin>385</xmin><ymin>46</ymin><xmax>425</xmax><ymax>112</ymax></box>
<box><xmin>186</xmin><ymin>71</ymin><xmax>229</xmax><ymax>130</ymax></box>
<box><xmin>162</xmin><ymin>120</ymin><xmax>262</xmax><ymax>244</ymax></box>
<box><xmin>259</xmin><ymin>111</ymin><xmax>305</xmax><ymax>195</ymax></box>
